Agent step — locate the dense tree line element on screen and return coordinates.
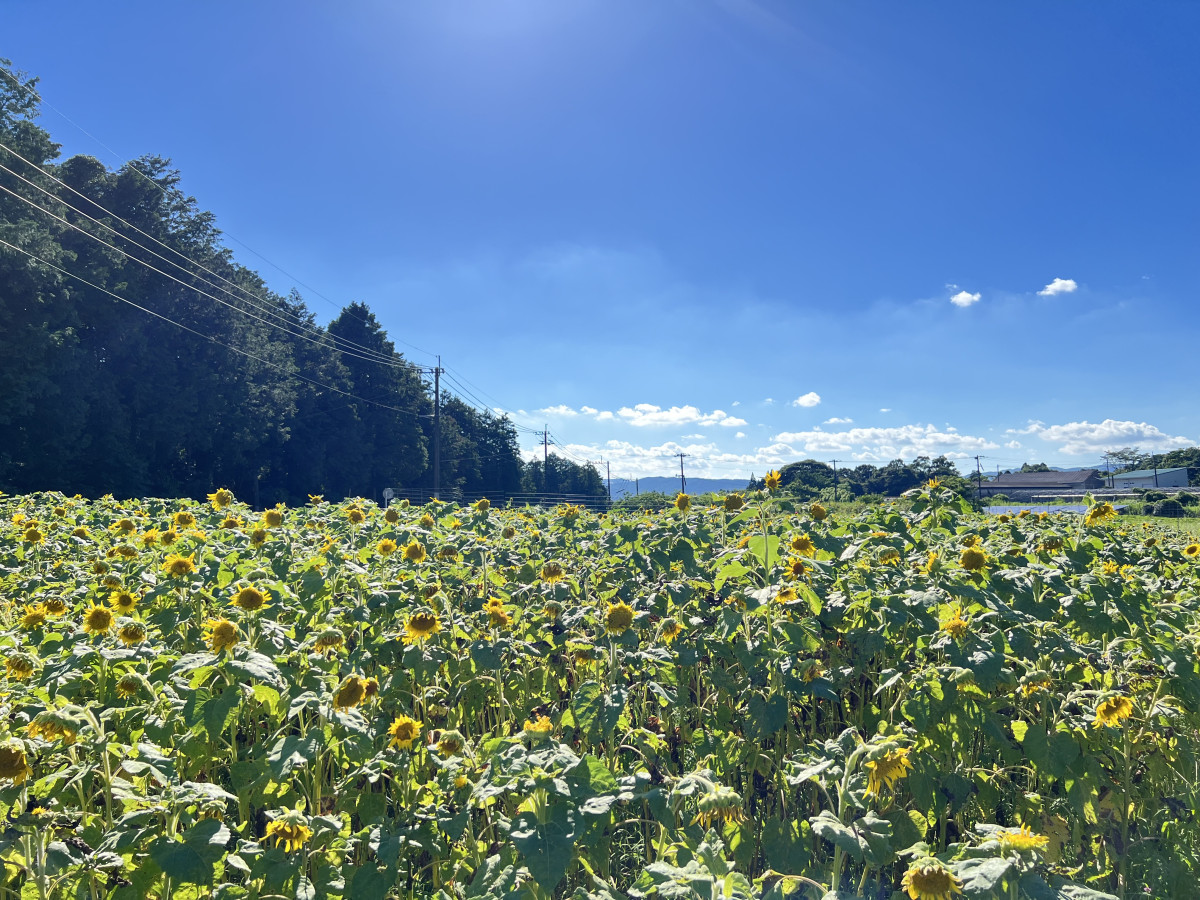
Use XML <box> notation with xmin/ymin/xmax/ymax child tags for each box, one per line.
<box><xmin>0</xmin><ymin>64</ymin><xmax>604</xmax><ymax>506</ymax></box>
<box><xmin>751</xmin><ymin>455</ymin><xmax>972</xmax><ymax>499</ymax></box>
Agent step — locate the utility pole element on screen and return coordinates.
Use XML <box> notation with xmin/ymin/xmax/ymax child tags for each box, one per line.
<box><xmin>532</xmin><ymin>427</ymin><xmax>550</xmax><ymax>494</ymax></box>
<box><xmin>433</xmin><ymin>356</ymin><xmax>443</xmax><ymax>500</ymax></box>
<box><xmin>974</xmin><ymin>455</ymin><xmax>984</xmax><ymax>500</ymax></box>
<box><xmin>1102</xmin><ymin>451</ymin><xmax>1113</xmax><ymax>489</ymax></box>
<box><xmin>605</xmin><ymin>460</ymin><xmax>611</xmax><ymax>501</ymax></box>
<box><xmin>675</xmin><ymin>452</ymin><xmax>688</xmax><ymax>494</ymax></box>
<box><xmin>830</xmin><ymin>459</ymin><xmax>840</xmax><ymax>503</ymax></box>
<box><xmin>635</xmin><ymin>477</ymin><xmax>639</xmax><ymax>496</ymax></box>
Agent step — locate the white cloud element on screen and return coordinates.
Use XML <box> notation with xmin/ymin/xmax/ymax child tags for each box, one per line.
<box><xmin>772</xmin><ymin>423</ymin><xmax>998</xmax><ymax>460</ymax></box>
<box><xmin>1006</xmin><ymin>440</ymin><xmax>1022</xmax><ymax>449</ymax></box>
<box><xmin>616</xmin><ymin>404</ymin><xmax>747</xmax><ymax>428</ymax></box>
<box><xmin>731</xmin><ymin>400</ymin><xmax>741</xmax><ymax>407</ymax></box>
<box><xmin>824</xmin><ymin>416</ymin><xmax>853</xmax><ymax>425</ymax></box>
<box><xmin>950</xmin><ymin>290</ymin><xmax>981</xmax><ymax>308</ymax></box>
<box><xmin>1038</xmin><ymin>277</ymin><xmax>1078</xmax><ymax>297</ymax></box>
<box><xmin>879</xmin><ymin>408</ymin><xmax>892</xmax><ymax>413</ymax></box>
<box><xmin>764</xmin><ymin>398</ymin><xmax>775</xmax><ymax>405</ymax></box>
<box><xmin>595</xmin><ymin>410</ymin><xmax>614</xmax><ymax>421</ymax></box>
<box><xmin>538</xmin><ymin>404</ymin><xmax>578</xmax><ymax>417</ymax></box>
<box><xmin>580</xmin><ymin>406</ymin><xmax>599</xmax><ymax>415</ymax></box>
<box><xmin>792</xmin><ymin>392</ymin><xmax>821</xmax><ymax>408</ymax></box>
<box><xmin>550</xmin><ymin>438</ymin><xmax>798</xmax><ymax>479</ymax></box>
<box><xmin>735</xmin><ymin>431</ymin><xmax>746</xmax><ymax>438</ymax></box>
<box><xmin>1021</xmin><ymin>419</ymin><xmax>1191</xmax><ymax>455</ymax></box>
<box><xmin>682</xmin><ymin>433</ymin><xmax>706</xmax><ymax>440</ymax></box>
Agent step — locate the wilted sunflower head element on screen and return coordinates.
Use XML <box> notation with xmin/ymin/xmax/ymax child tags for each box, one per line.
<box><xmin>42</xmin><ymin>597</ymin><xmax>67</xmax><ymax>616</ymax></box>
<box><xmin>605</xmin><ymin>601</ymin><xmax>635</xmax><ymax>635</ymax></box>
<box><xmin>864</xmin><ymin>746</ymin><xmax>913</xmax><ymax>797</ymax></box>
<box><xmin>250</xmin><ymin>528</ymin><xmax>268</xmax><ymax>547</ymax></box>
<box><xmin>436</xmin><ymin>729</ymin><xmax>465</xmax><ymax>757</ymax></box>
<box><xmin>723</xmin><ymin>493</ymin><xmax>745</xmax><ymax>512</ymax></box>
<box><xmin>115</xmin><ymin>672</ymin><xmax>145</xmax><ymax>699</ymax></box>
<box><xmin>661</xmin><ymin>619</ymin><xmax>683</xmax><ymax>644</ymax></box>
<box><xmin>0</xmin><ymin>742</ymin><xmax>32</xmax><ymax>785</ymax></box>
<box><xmin>1093</xmin><ymin>694</ymin><xmax>1134</xmax><ymax>728</ymax></box>
<box><xmin>523</xmin><ymin>715</ymin><xmax>553</xmax><ymax>739</ymax></box>
<box><xmin>312</xmin><ymin>628</ymin><xmax>345</xmax><ymax>654</ymax></box>
<box><xmin>159</xmin><ymin>529</ymin><xmax>178</xmax><ymax>546</ymax></box>
<box><xmin>5</xmin><ymin>652</ymin><xmax>36</xmax><ymax>680</ymax></box>
<box><xmin>28</xmin><ymin>709</ymin><xmax>81</xmax><ymax>744</ymax></box>
<box><xmin>265</xmin><ymin>809</ymin><xmax>313</xmax><ymax>853</ymax></box>
<box><xmin>118</xmin><ymin>622</ymin><xmax>147</xmax><ymax>646</ymax></box>
<box><xmin>206</xmin><ymin>618</ymin><xmax>240</xmax><ymax>654</ymax></box>
<box><xmin>502</xmin><ymin>525</ymin><xmax>517</xmax><ymax>539</ymax></box>
<box><xmin>112</xmin><ymin>518</ymin><xmax>136</xmax><ymax>535</ymax></box>
<box><xmin>486</xmin><ymin>597</ymin><xmax>510</xmax><ymax>628</ymax></box>
<box><xmin>998</xmin><ymin>824</ymin><xmax>1050</xmax><ymax>855</ymax></box>
<box><xmin>333</xmin><ymin>675</ymin><xmax>369</xmax><ymax>711</ymax></box>
<box><xmin>901</xmin><ymin>857</ymin><xmax>962</xmax><ymax>900</ymax></box>
<box><xmin>541</xmin><ymin>561</ymin><xmax>565</xmax><ymax>584</ymax></box>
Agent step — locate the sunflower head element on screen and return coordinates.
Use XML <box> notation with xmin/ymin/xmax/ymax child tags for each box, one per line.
<box><xmin>207</xmin><ymin>488</ymin><xmax>235</xmax><ymax>510</ymax></box>
<box><xmin>118</xmin><ymin>622</ymin><xmax>147</xmax><ymax>646</ymax></box>
<box><xmin>388</xmin><ymin>714</ymin><xmax>422</xmax><ymax>750</ymax></box>
<box><xmin>692</xmin><ymin>783</ymin><xmax>746</xmax><ymax>829</ymax></box>
<box><xmin>159</xmin><ymin>529</ymin><xmax>178</xmax><ymax>546</ymax></box>
<box><xmin>206</xmin><ymin>618</ymin><xmax>240</xmax><ymax>654</ymax></box>
<box><xmin>115</xmin><ymin>672</ymin><xmax>145</xmax><ymax>699</ymax></box>
<box><xmin>436</xmin><ymin>729</ymin><xmax>465</xmax><ymax>757</ymax></box>
<box><xmin>790</xmin><ymin>534</ymin><xmax>816</xmax><ymax>556</ymax></box>
<box><xmin>605</xmin><ymin>601</ymin><xmax>635</xmax><ymax>635</ymax></box>
<box><xmin>163</xmin><ymin>553</ymin><xmax>197</xmax><ymax>579</ymax></box>
<box><xmin>523</xmin><ymin>715</ymin><xmax>553</xmax><ymax>740</ymax></box>
<box><xmin>486</xmin><ymin>598</ymin><xmax>510</xmax><ymax>628</ymax></box>
<box><xmin>82</xmin><ymin>604</ymin><xmax>114</xmax><ymax>635</ymax></box>
<box><xmin>377</xmin><ymin>538</ymin><xmax>398</xmax><ymax>557</ymax></box>
<box><xmin>19</xmin><ymin>605</ymin><xmax>47</xmax><ymax>631</ymax></box>
<box><xmin>1084</xmin><ymin>501</ymin><xmax>1118</xmax><ymax>526</ymax></box>
<box><xmin>333</xmin><ymin>675</ymin><xmax>369</xmax><ymax>711</ymax></box>
<box><xmin>1093</xmin><ymin>694</ymin><xmax>1134</xmax><ymax>728</ymax></box>
<box><xmin>901</xmin><ymin>858</ymin><xmax>962</xmax><ymax>900</ymax></box>
<box><xmin>0</xmin><ymin>742</ymin><xmax>31</xmax><ymax>785</ymax></box>
<box><xmin>674</xmin><ymin>493</ymin><xmax>691</xmax><ymax>513</ymax></box>
<box><xmin>22</xmin><ymin>526</ymin><xmax>44</xmax><ymax>544</ymax></box>
<box><xmin>998</xmin><ymin>824</ymin><xmax>1050</xmax><ymax>855</ymax></box>
<box><xmin>107</xmin><ymin>590</ymin><xmax>138</xmax><ymax>614</ymax></box>
<box><xmin>763</xmin><ymin>470</ymin><xmax>782</xmax><ymax>492</ymax></box>
<box><xmin>5</xmin><ymin>652</ymin><xmax>36</xmax><ymax>680</ymax></box>
<box><xmin>403</xmin><ymin>541</ymin><xmax>427</xmax><ymax>564</ymax></box>
<box><xmin>723</xmin><ymin>493</ymin><xmax>745</xmax><ymax>512</ymax></box>
<box><xmin>502</xmin><ymin>525</ymin><xmax>517</xmax><ymax>539</ymax></box>
<box><xmin>233</xmin><ymin>585</ymin><xmax>267</xmax><ymax>612</ymax></box>
<box><xmin>264</xmin><ymin>507</ymin><xmax>286</xmax><ymax>528</ymax></box>
<box><xmin>810</xmin><ymin>502</ymin><xmax>828</xmax><ymax>521</ymax></box>
<box><xmin>661</xmin><ymin>619</ymin><xmax>683</xmax><ymax>644</ymax></box>
<box><xmin>265</xmin><ymin>809</ymin><xmax>313</xmax><ymax>853</ymax></box>
<box><xmin>864</xmin><ymin>746</ymin><xmax>913</xmax><ymax>797</ymax></box>
<box><xmin>787</xmin><ymin>557</ymin><xmax>810</xmax><ymax>580</ymax></box>
<box><xmin>1184</xmin><ymin>543</ymin><xmax>1200</xmax><ymax>559</ymax></box>
<box><xmin>941</xmin><ymin>607</ymin><xmax>970</xmax><ymax>640</ymax></box>
<box><xmin>541</xmin><ymin>561</ymin><xmax>566</xmax><ymax>583</ymax></box>
<box><xmin>112</xmin><ymin>518</ymin><xmax>136</xmax><ymax>535</ymax></box>
<box><xmin>312</xmin><ymin>628</ymin><xmax>345</xmax><ymax>654</ymax></box>
<box><xmin>474</xmin><ymin>498</ymin><xmax>491</xmax><ymax>513</ymax></box>
<box><xmin>345</xmin><ymin>507</ymin><xmax>364</xmax><ymax>526</ymax></box>
<box><xmin>403</xmin><ymin>611</ymin><xmax>440</xmax><ymax>645</ymax></box>
<box><xmin>959</xmin><ymin>547</ymin><xmax>988</xmax><ymax>572</ymax></box>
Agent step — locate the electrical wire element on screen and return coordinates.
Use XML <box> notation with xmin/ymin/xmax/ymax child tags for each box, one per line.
<box><xmin>0</xmin><ymin>237</ymin><xmax>431</xmax><ymax>419</ymax></box>
<box><xmin>0</xmin><ymin>144</ymin><xmax>424</xmax><ymax>372</ymax></box>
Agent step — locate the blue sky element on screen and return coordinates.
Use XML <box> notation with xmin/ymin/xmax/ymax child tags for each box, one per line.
<box><xmin>6</xmin><ymin>1</ymin><xmax>1199</xmax><ymax>479</ymax></box>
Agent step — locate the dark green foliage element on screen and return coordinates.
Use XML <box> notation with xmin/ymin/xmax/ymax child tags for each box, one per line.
<box><xmin>1153</xmin><ymin>499</ymin><xmax>1186</xmax><ymax>518</ymax></box>
<box><xmin>0</xmin><ymin>62</ymin><xmax>536</xmax><ymax>506</ymax></box>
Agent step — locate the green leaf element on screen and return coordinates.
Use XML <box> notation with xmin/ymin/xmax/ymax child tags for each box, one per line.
<box><xmin>510</xmin><ymin>805</ymin><xmax>578</xmax><ymax>892</ymax></box>
<box><xmin>747</xmin><ymin>694</ymin><xmax>788</xmax><ymax>740</ymax></box>
<box><xmin>268</xmin><ymin>733</ymin><xmax>322</xmax><ymax>779</ymax></box>
<box><xmin>746</xmin><ymin>535</ymin><xmax>781</xmax><ymax>569</ymax></box>
<box><xmin>225</xmin><ymin>650</ymin><xmax>285</xmax><ymax>688</ymax></box>
<box><xmin>149</xmin><ymin>819</ymin><xmax>230</xmax><ymax>885</ymax></box>
<box><xmin>202</xmin><ymin>687</ymin><xmax>242</xmax><ymax>741</ymax></box>
<box><xmin>346</xmin><ymin>865</ymin><xmax>394</xmax><ymax>900</ymax></box>
<box><xmin>715</xmin><ymin>561</ymin><xmax>752</xmax><ymax>592</ymax></box>
<box><xmin>954</xmin><ymin>856</ymin><xmax>1014</xmax><ymax>895</ymax></box>
<box><xmin>809</xmin><ymin>810</ymin><xmax>893</xmax><ymax>865</ymax></box>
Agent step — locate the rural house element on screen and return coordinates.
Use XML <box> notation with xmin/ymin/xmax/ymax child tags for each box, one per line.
<box><xmin>1109</xmin><ymin>467</ymin><xmax>1190</xmax><ymax>490</ymax></box>
<box><xmin>977</xmin><ymin>469</ymin><xmax>1104</xmax><ymax>500</ymax></box>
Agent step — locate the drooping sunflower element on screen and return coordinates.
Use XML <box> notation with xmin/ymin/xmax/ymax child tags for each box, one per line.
<box><xmin>265</xmin><ymin>810</ymin><xmax>313</xmax><ymax>853</ymax></box>
<box><xmin>388</xmin><ymin>715</ymin><xmax>421</xmax><ymax>750</ymax></box>
<box><xmin>723</xmin><ymin>493</ymin><xmax>745</xmax><ymax>512</ymax></box>
<box><xmin>605</xmin><ymin>601</ymin><xmax>635</xmax><ymax>635</ymax></box>
<box><xmin>163</xmin><ymin>553</ymin><xmax>196</xmax><ymax>579</ymax></box>
<box><xmin>19</xmin><ymin>605</ymin><xmax>47</xmax><ymax>630</ymax></box>
<box><xmin>692</xmin><ymin>783</ymin><xmax>746</xmax><ymax>828</ymax></box>
<box><xmin>502</xmin><ymin>524</ymin><xmax>517</xmax><ymax>539</ymax></box>
<box><xmin>82</xmin><ymin>604</ymin><xmax>114</xmax><ymax>635</ymax></box>
<box><xmin>333</xmin><ymin>675</ymin><xmax>369</xmax><ymax>711</ymax></box>
<box><xmin>233</xmin><ymin>585</ymin><xmax>266</xmax><ymax>612</ymax></box>
<box><xmin>474</xmin><ymin>498</ymin><xmax>491</xmax><ymax>513</ymax></box>
<box><xmin>403</xmin><ymin>541</ymin><xmax>427</xmax><ymax>564</ymax></box>
<box><xmin>675</xmin><ymin>493</ymin><xmax>691</xmax><ymax>513</ymax></box>
<box><xmin>27</xmin><ymin>710</ymin><xmax>80</xmax><ymax>744</ymax></box>
<box><xmin>112</xmin><ymin>518</ymin><xmax>136</xmax><ymax>535</ymax></box>
<box><xmin>998</xmin><ymin>824</ymin><xmax>1050</xmax><ymax>854</ymax></box>
<box><xmin>264</xmin><ymin>507</ymin><xmax>286</xmax><ymax>528</ymax></box>
<box><xmin>436</xmin><ymin>729</ymin><xmax>465</xmax><ymax>756</ymax></box>
<box><xmin>419</xmin><ymin>513</ymin><xmax>436</xmax><ymax>530</ymax></box>
<box><xmin>384</xmin><ymin>507</ymin><xmax>400</xmax><ymax>524</ymax></box>
<box><xmin>1084</xmin><ymin>502</ymin><xmax>1118</xmax><ymax>526</ymax></box>
<box><xmin>1093</xmin><ymin>695</ymin><xmax>1134</xmax><ymax>728</ymax></box>
<box><xmin>42</xmin><ymin>597</ymin><xmax>67</xmax><ymax>616</ymax></box>
<box><xmin>313</xmin><ymin>628</ymin><xmax>345</xmax><ymax>654</ymax></box>
<box><xmin>5</xmin><ymin>653</ymin><xmax>36</xmax><ymax>680</ymax></box>
<box><xmin>941</xmin><ymin>607</ymin><xmax>970</xmax><ymax>640</ymax></box>
<box><xmin>118</xmin><ymin>622</ymin><xmax>147</xmax><ymax>646</ymax></box>
<box><xmin>403</xmin><ymin>611</ymin><xmax>440</xmax><ymax>644</ymax></box>
<box><xmin>485</xmin><ymin>598</ymin><xmax>510</xmax><ymax>628</ymax></box>
<box><xmin>206</xmin><ymin>618</ymin><xmax>240</xmax><ymax>654</ymax></box>
<box><xmin>249</xmin><ymin>528</ymin><xmax>268</xmax><ymax>547</ymax></box>
<box><xmin>864</xmin><ymin>746</ymin><xmax>913</xmax><ymax>797</ymax></box>
<box><xmin>363</xmin><ymin>677</ymin><xmax>380</xmax><ymax>701</ymax></box>
<box><xmin>207</xmin><ymin>488</ymin><xmax>235</xmax><ymax>510</ymax></box>
<box><xmin>376</xmin><ymin>538</ymin><xmax>398</xmax><ymax>558</ymax></box>
<box><xmin>810</xmin><ymin>502</ymin><xmax>828</xmax><ymax>521</ymax></box>
<box><xmin>661</xmin><ymin>619</ymin><xmax>683</xmax><ymax>644</ymax></box>
<box><xmin>959</xmin><ymin>547</ymin><xmax>988</xmax><ymax>571</ymax></box>
<box><xmin>159</xmin><ymin>529</ymin><xmax>178</xmax><ymax>546</ymax></box>
<box><xmin>115</xmin><ymin>672</ymin><xmax>145</xmax><ymax>699</ymax></box>
<box><xmin>523</xmin><ymin>715</ymin><xmax>553</xmax><ymax>740</ymax></box>
<box><xmin>0</xmin><ymin>742</ymin><xmax>32</xmax><ymax>785</ymax></box>
<box><xmin>541</xmin><ymin>561</ymin><xmax>566</xmax><ymax>584</ymax></box>
<box><xmin>173</xmin><ymin>510</ymin><xmax>197</xmax><ymax>529</ymax></box>
<box><xmin>901</xmin><ymin>858</ymin><xmax>962</xmax><ymax>900</ymax></box>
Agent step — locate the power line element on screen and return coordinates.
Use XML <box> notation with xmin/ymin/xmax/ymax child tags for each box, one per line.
<box><xmin>0</xmin><ymin>237</ymin><xmax>431</xmax><ymax>419</ymax></box>
<box><xmin>0</xmin><ymin>65</ymin><xmax>437</xmax><ymax>360</ymax></box>
<box><xmin>0</xmin><ymin>143</ymin><xmax>421</xmax><ymax>372</ymax></box>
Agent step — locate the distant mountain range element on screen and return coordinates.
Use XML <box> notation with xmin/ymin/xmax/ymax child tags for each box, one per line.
<box><xmin>608</xmin><ymin>476</ymin><xmax>751</xmax><ymax>499</ymax></box>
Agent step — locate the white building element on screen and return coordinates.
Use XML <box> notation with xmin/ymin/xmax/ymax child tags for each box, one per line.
<box><xmin>1109</xmin><ymin>467</ymin><xmax>1190</xmax><ymax>490</ymax></box>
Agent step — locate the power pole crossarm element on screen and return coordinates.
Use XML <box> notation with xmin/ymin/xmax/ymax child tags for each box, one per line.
<box><xmin>675</xmin><ymin>452</ymin><xmax>688</xmax><ymax>495</ymax></box>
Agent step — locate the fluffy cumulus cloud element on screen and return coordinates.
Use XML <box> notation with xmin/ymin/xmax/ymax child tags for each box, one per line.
<box><xmin>1038</xmin><ymin>277</ymin><xmax>1078</xmax><ymax>297</ymax></box>
<box><xmin>950</xmin><ymin>290</ymin><xmax>981</xmax><ymax>308</ymax></box>
<box><xmin>772</xmin><ymin>423</ymin><xmax>998</xmax><ymax>460</ymax></box>
<box><xmin>1017</xmin><ymin>419</ymin><xmax>1192</xmax><ymax>455</ymax></box>
<box><xmin>551</xmin><ymin>438</ymin><xmax>799</xmax><ymax>479</ymax></box>
<box><xmin>792</xmin><ymin>392</ymin><xmax>821</xmax><ymax>408</ymax></box>
<box><xmin>824</xmin><ymin>417</ymin><xmax>853</xmax><ymax>425</ymax></box>
<box><xmin>534</xmin><ymin>403</ymin><xmax>744</xmax><ymax>427</ymax></box>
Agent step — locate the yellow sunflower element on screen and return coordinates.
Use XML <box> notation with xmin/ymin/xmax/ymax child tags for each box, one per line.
<box><xmin>959</xmin><ymin>547</ymin><xmax>988</xmax><ymax>571</ymax></box>
<box><xmin>376</xmin><ymin>538</ymin><xmax>398</xmax><ymax>557</ymax></box>
<box><xmin>723</xmin><ymin>493</ymin><xmax>745</xmax><ymax>512</ymax></box>
<box><xmin>1084</xmin><ymin>502</ymin><xmax>1118</xmax><ymax>526</ymax></box>
<box><xmin>1184</xmin><ymin>543</ymin><xmax>1200</xmax><ymax>559</ymax></box>
<box><xmin>864</xmin><ymin>746</ymin><xmax>913</xmax><ymax>797</ymax></box>
<box><xmin>0</xmin><ymin>743</ymin><xmax>32</xmax><ymax>785</ymax></box>
<box><xmin>403</xmin><ymin>541</ymin><xmax>427</xmax><ymax>564</ymax></box>
<box><xmin>1093</xmin><ymin>695</ymin><xmax>1134</xmax><ymax>728</ymax></box>
<box><xmin>108</xmin><ymin>590</ymin><xmax>138</xmax><ymax>614</ymax></box>
<box><xmin>388</xmin><ymin>715</ymin><xmax>422</xmax><ymax>750</ymax></box>
<box><xmin>403</xmin><ymin>611</ymin><xmax>440</xmax><ymax>644</ymax></box>
<box><xmin>265</xmin><ymin>810</ymin><xmax>313</xmax><ymax>853</ymax></box>
<box><xmin>333</xmin><ymin>675</ymin><xmax>368</xmax><ymax>711</ymax></box>
<box><xmin>313</xmin><ymin>628</ymin><xmax>345</xmax><ymax>654</ymax></box>
<box><xmin>232</xmin><ymin>585</ymin><xmax>266</xmax><ymax>612</ymax></box>
<box><xmin>901</xmin><ymin>858</ymin><xmax>962</xmax><ymax>900</ymax></box>
<box><xmin>5</xmin><ymin>653</ymin><xmax>35</xmax><ymax>680</ymax></box>
<box><xmin>810</xmin><ymin>502</ymin><xmax>828</xmax><ymax>521</ymax></box>
<box><xmin>790</xmin><ymin>534</ymin><xmax>816</xmax><ymax>556</ymax></box>
<box><xmin>206</xmin><ymin>618</ymin><xmax>240</xmax><ymax>654</ymax></box>
<box><xmin>118</xmin><ymin>622</ymin><xmax>147</xmax><ymax>646</ymax></box>
<box><xmin>82</xmin><ymin>604</ymin><xmax>114</xmax><ymax>635</ymax></box>
<box><xmin>207</xmin><ymin>488</ymin><xmax>235</xmax><ymax>510</ymax></box>
<box><xmin>19</xmin><ymin>605</ymin><xmax>47</xmax><ymax>630</ymax></box>
<box><xmin>675</xmin><ymin>493</ymin><xmax>691</xmax><ymax>513</ymax></box>
<box><xmin>541</xmin><ymin>561</ymin><xmax>566</xmax><ymax>583</ymax></box>
<box><xmin>605</xmin><ymin>601</ymin><xmax>635</xmax><ymax>635</ymax></box>
<box><xmin>384</xmin><ymin>507</ymin><xmax>400</xmax><ymax>524</ymax></box>
<box><xmin>998</xmin><ymin>824</ymin><xmax>1050</xmax><ymax>854</ymax></box>
<box><xmin>474</xmin><ymin>498</ymin><xmax>491</xmax><ymax>513</ymax></box>
<box><xmin>763</xmin><ymin>470</ymin><xmax>782</xmax><ymax>492</ymax></box>
<box><xmin>163</xmin><ymin>553</ymin><xmax>196</xmax><ymax>579</ymax></box>
<box><xmin>661</xmin><ymin>619</ymin><xmax>683</xmax><ymax>644</ymax></box>
<box><xmin>173</xmin><ymin>510</ymin><xmax>197</xmax><ymax>529</ymax></box>
<box><xmin>264</xmin><ymin>507</ymin><xmax>286</xmax><ymax>528</ymax></box>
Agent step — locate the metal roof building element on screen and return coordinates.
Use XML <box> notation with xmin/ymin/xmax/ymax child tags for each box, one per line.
<box><xmin>1108</xmin><ymin>467</ymin><xmax>1189</xmax><ymax>490</ymax></box>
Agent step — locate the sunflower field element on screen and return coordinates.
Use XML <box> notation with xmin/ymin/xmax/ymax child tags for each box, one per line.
<box><xmin>1</xmin><ymin>484</ymin><xmax>1199</xmax><ymax>900</ymax></box>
